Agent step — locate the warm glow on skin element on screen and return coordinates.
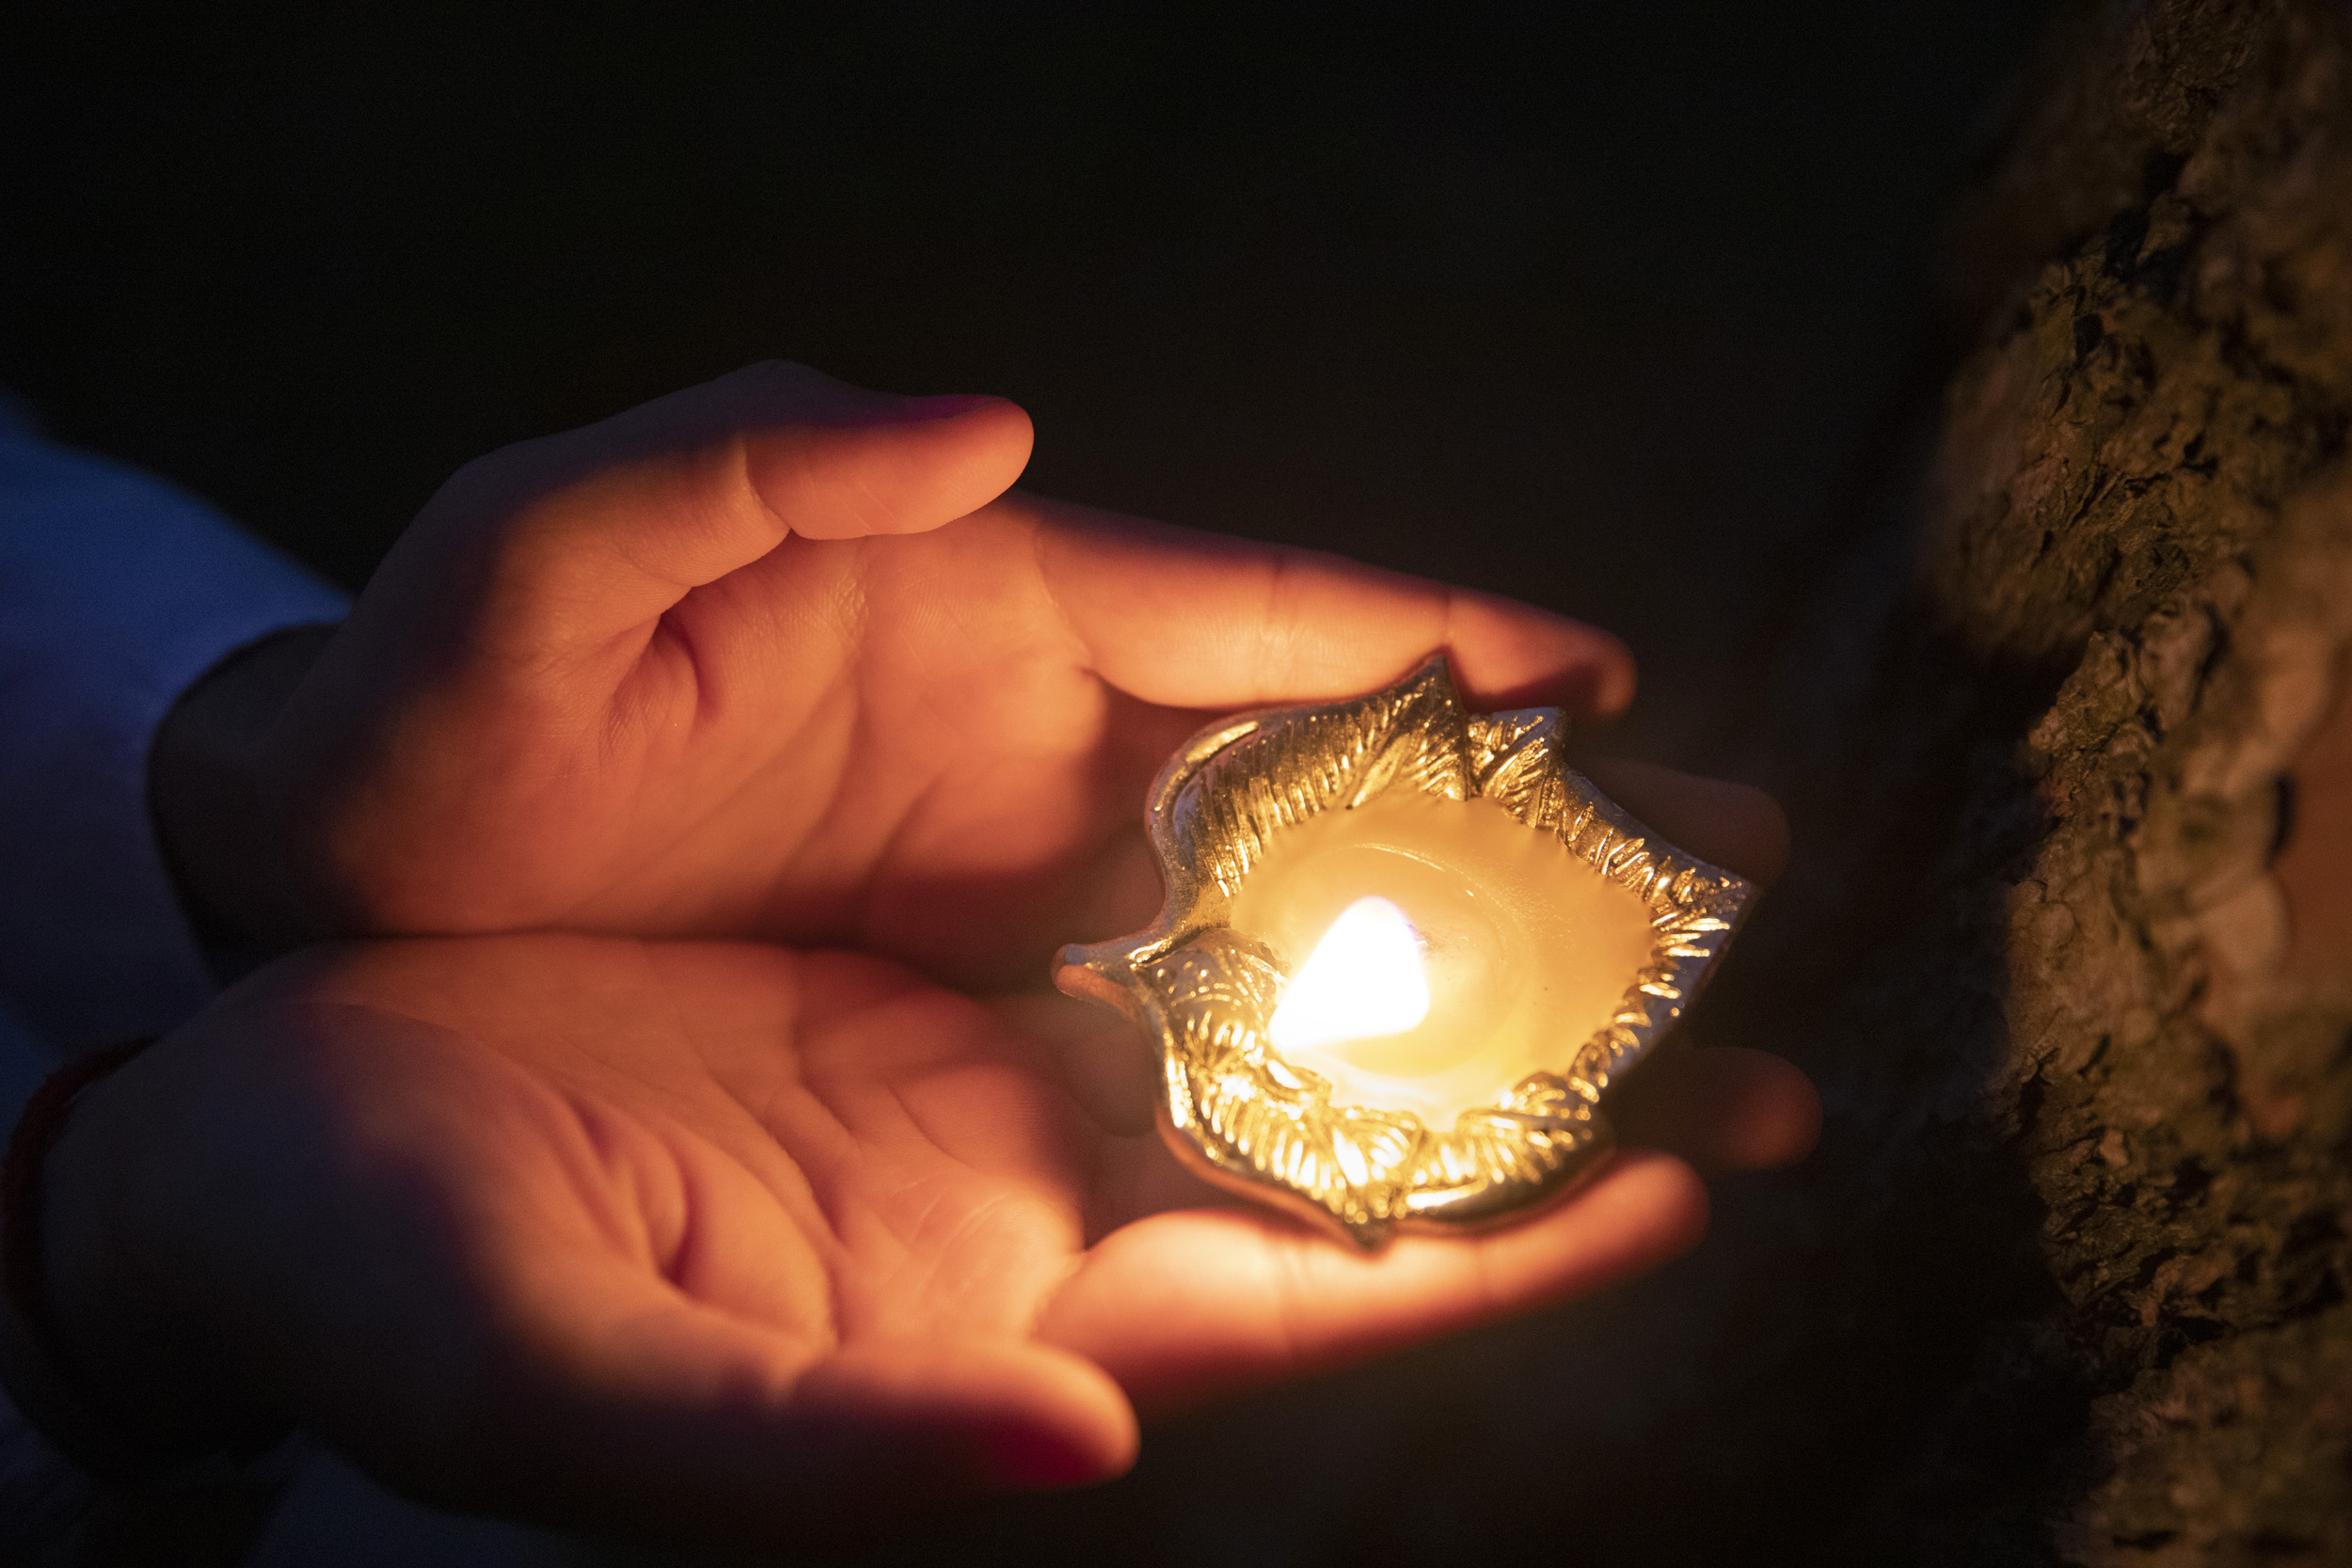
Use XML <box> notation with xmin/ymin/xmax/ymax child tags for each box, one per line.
<box><xmin>1267</xmin><ymin>895</ymin><xmax>1433</xmax><ymax>1051</ymax></box>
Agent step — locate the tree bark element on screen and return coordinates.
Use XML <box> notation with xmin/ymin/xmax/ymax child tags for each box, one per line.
<box><xmin>1706</xmin><ymin>0</ymin><xmax>2352</xmax><ymax>1559</ymax></box>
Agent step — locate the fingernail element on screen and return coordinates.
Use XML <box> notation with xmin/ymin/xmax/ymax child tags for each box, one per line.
<box><xmin>978</xmin><ymin>1425</ymin><xmax>1119</xmax><ymax>1489</ymax></box>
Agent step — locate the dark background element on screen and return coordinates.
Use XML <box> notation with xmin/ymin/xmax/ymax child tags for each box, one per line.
<box><xmin>1</xmin><ymin>4</ymin><xmax>2057</xmax><ymax>1560</ymax></box>
<box><xmin>3</xmin><ymin>1</ymin><xmax>2048</xmax><ymax>765</ymax></box>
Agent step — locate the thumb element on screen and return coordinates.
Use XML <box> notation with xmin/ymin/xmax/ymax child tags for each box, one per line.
<box><xmin>403</xmin><ymin>360</ymin><xmax>1033</xmax><ymax>658</ymax></box>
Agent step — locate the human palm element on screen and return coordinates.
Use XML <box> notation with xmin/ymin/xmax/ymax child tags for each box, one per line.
<box><xmin>54</xmin><ymin>925</ymin><xmax>1812</xmax><ymax>1544</ymax></box>
<box><xmin>262</xmin><ymin>364</ymin><xmax>1636</xmax><ymax>987</ymax></box>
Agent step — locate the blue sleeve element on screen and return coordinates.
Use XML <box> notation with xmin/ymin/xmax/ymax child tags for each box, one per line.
<box><xmin>0</xmin><ymin>417</ymin><xmax>350</xmax><ymax>1054</ymax></box>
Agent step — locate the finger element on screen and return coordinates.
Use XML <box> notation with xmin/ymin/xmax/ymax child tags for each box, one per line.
<box><xmin>326</xmin><ymin>1256</ymin><xmax>1135</xmax><ymax>1547</ymax></box>
<box><xmin>411</xmin><ymin>360</ymin><xmax>1033</xmax><ymax>659</ymax></box>
<box><xmin>1609</xmin><ymin>1041</ymin><xmax>1820</xmax><ymax>1174</ymax></box>
<box><xmin>789</xmin><ymin>1337</ymin><xmax>1137</xmax><ymax>1494</ymax></box>
<box><xmin>1040</xmin><ymin>1150</ymin><xmax>1706</xmax><ymax>1418</ymax></box>
<box><xmin>1029</xmin><ymin>500</ymin><xmax>1638</xmax><ymax>719</ymax></box>
<box><xmin>1578</xmin><ymin>756</ymin><xmax>1790</xmax><ymax>885</ymax></box>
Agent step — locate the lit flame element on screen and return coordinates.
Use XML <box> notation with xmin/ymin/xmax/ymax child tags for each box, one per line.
<box><xmin>1267</xmin><ymin>896</ymin><xmax>1431</xmax><ymax>1051</ymax></box>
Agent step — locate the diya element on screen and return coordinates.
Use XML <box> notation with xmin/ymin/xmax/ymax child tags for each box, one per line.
<box><xmin>1055</xmin><ymin>656</ymin><xmax>1756</xmax><ymax>1247</ymax></box>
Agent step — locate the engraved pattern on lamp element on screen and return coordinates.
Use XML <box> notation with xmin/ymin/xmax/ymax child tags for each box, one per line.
<box><xmin>1055</xmin><ymin>657</ymin><xmax>1757</xmax><ymax>1247</ymax></box>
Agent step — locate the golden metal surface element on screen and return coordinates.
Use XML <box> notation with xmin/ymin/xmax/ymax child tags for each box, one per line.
<box><xmin>1056</xmin><ymin>657</ymin><xmax>1756</xmax><ymax>1247</ymax></box>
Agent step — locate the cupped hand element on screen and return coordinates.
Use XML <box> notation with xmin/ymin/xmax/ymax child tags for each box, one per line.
<box><xmin>235</xmin><ymin>363</ymin><xmax>1633</xmax><ymax>987</ymax></box>
<box><xmin>48</xmin><ymin>771</ymin><xmax>1811</xmax><ymax>1546</ymax></box>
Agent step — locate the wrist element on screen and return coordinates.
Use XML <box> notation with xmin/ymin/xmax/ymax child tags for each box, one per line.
<box><xmin>150</xmin><ymin>626</ymin><xmax>337</xmax><ymax>958</ymax></box>
<box><xmin>0</xmin><ymin>1042</ymin><xmax>178</xmax><ymax>1477</ymax></box>
<box><xmin>22</xmin><ymin>1042</ymin><xmax>276</xmax><ymax>1474</ymax></box>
